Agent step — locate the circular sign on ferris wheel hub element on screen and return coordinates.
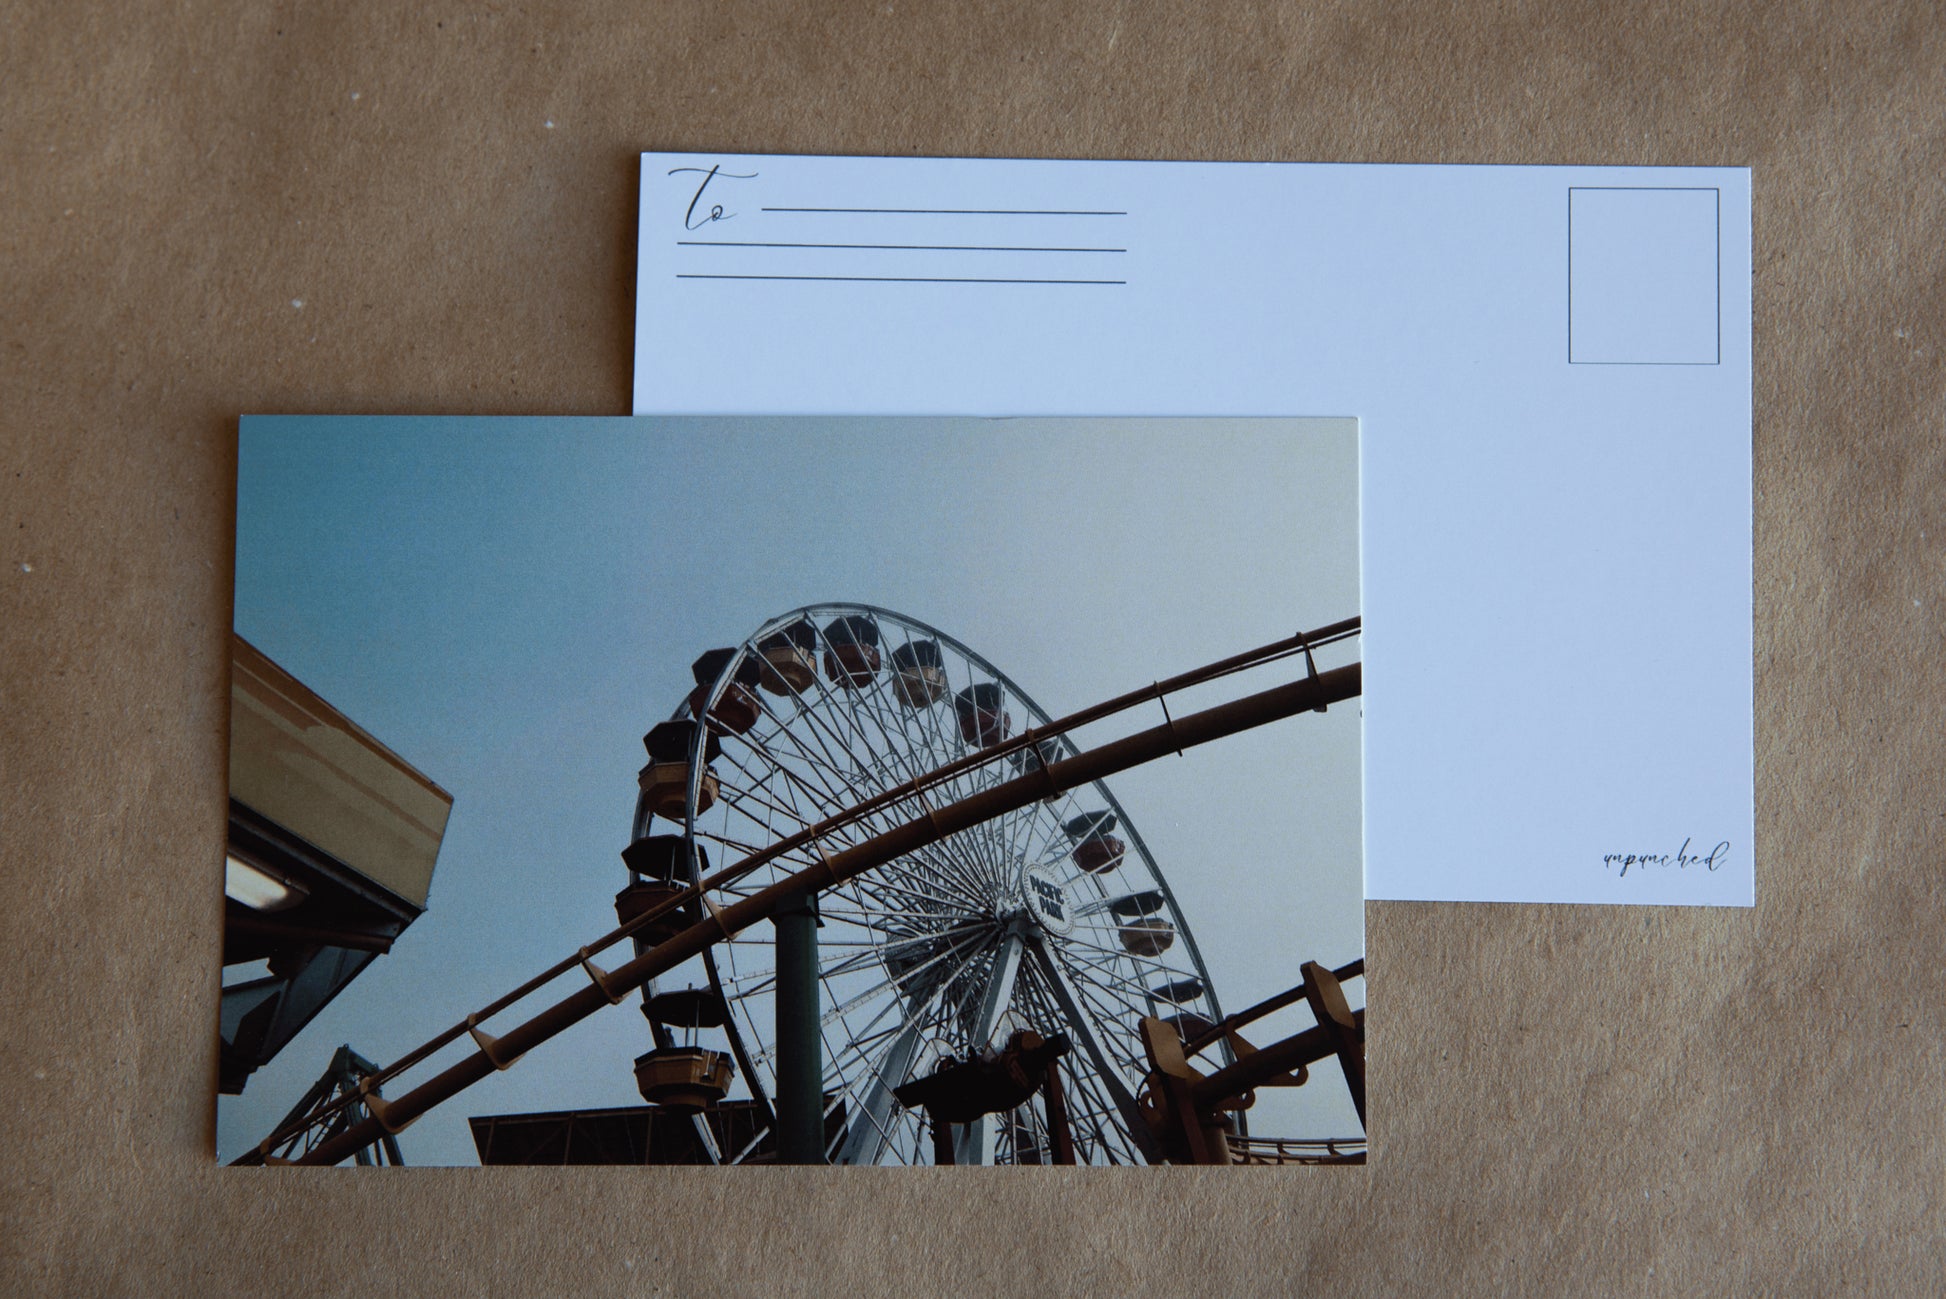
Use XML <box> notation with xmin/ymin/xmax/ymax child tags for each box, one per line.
<box><xmin>1020</xmin><ymin>864</ymin><xmax>1075</xmax><ymax>937</ymax></box>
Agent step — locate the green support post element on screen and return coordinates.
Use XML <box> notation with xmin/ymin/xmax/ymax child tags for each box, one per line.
<box><xmin>774</xmin><ymin>888</ymin><xmax>824</xmax><ymax>1164</ymax></box>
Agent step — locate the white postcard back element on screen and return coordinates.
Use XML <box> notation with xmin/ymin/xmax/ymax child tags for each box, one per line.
<box><xmin>632</xmin><ymin>153</ymin><xmax>1752</xmax><ymax>908</ymax></box>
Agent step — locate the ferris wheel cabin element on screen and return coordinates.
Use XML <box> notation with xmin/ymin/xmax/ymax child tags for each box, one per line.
<box><xmin>639</xmin><ymin>719</ymin><xmax>721</xmax><ymax>820</ymax></box>
<box><xmin>1117</xmin><ymin>916</ymin><xmax>1177</xmax><ymax>957</ymax></box>
<box><xmin>632</xmin><ymin>1046</ymin><xmax>735</xmax><ymax>1112</ymax></box>
<box><xmin>823</xmin><ymin>613</ymin><xmax>882</xmax><ymax>687</ymax></box>
<box><xmin>1064</xmin><ymin>811</ymin><xmax>1127</xmax><ymax>874</ymax></box>
<box><xmin>616</xmin><ymin>835</ymin><xmax>706</xmax><ymax>948</ymax></box>
<box><xmin>756</xmin><ymin>618</ymin><xmax>818</xmax><ymax>695</ymax></box>
<box><xmin>953</xmin><ymin>681</ymin><xmax>1011</xmax><ymax>748</ymax></box>
<box><xmin>889</xmin><ymin>638</ymin><xmax>948</xmax><ymax>707</ymax></box>
<box><xmin>687</xmin><ymin>648</ymin><xmax>763</xmax><ymax>735</ymax></box>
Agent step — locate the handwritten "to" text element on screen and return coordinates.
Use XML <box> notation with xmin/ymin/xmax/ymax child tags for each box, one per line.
<box><xmin>669</xmin><ymin>163</ymin><xmax>757</xmax><ymax>230</ymax></box>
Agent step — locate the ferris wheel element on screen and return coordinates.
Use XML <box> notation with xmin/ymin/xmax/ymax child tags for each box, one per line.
<box><xmin>623</xmin><ymin>603</ymin><xmax>1233</xmax><ymax>1166</ymax></box>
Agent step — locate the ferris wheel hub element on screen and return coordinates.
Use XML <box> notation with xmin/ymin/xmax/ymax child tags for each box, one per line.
<box><xmin>1015</xmin><ymin>864</ymin><xmax>1075</xmax><ymax>937</ymax></box>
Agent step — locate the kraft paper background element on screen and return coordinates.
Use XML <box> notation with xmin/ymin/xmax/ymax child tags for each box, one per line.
<box><xmin>4</xmin><ymin>3</ymin><xmax>1941</xmax><ymax>1294</ymax></box>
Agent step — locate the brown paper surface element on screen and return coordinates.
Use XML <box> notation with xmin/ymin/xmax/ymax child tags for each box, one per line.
<box><xmin>4</xmin><ymin>1</ymin><xmax>1942</xmax><ymax>1293</ymax></box>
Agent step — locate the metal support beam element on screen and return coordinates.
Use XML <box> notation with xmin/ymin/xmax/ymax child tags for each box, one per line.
<box><xmin>773</xmin><ymin>888</ymin><xmax>824</xmax><ymax>1164</ymax></box>
<box><xmin>955</xmin><ymin>930</ymin><xmax>1025</xmax><ymax>1165</ymax></box>
<box><xmin>291</xmin><ymin>661</ymin><xmax>1359</xmax><ymax>1165</ymax></box>
<box><xmin>833</xmin><ymin>1018</ymin><xmax>926</xmax><ymax>1166</ymax></box>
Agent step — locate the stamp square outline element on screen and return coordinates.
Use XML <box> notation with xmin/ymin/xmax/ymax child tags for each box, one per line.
<box><xmin>1568</xmin><ymin>186</ymin><xmax>1721</xmax><ymax>366</ymax></box>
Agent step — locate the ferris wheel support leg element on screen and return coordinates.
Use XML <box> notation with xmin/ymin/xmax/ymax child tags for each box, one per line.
<box><xmin>834</xmin><ymin>1019</ymin><xmax>926</xmax><ymax>1166</ymax></box>
<box><xmin>773</xmin><ymin>887</ymin><xmax>826</xmax><ymax>1165</ymax></box>
<box><xmin>954</xmin><ymin>930</ymin><xmax>1026</xmax><ymax>1166</ymax></box>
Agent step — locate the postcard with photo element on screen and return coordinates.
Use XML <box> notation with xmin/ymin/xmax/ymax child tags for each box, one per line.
<box><xmin>219</xmin><ymin>415</ymin><xmax>1364</xmax><ymax>1167</ymax></box>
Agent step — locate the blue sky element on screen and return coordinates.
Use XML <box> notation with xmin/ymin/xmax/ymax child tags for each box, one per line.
<box><xmin>221</xmin><ymin>415</ymin><xmax>1362</xmax><ymax>1165</ymax></box>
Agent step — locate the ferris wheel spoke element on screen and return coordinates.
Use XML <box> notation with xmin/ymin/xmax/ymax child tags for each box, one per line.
<box><xmin>849</xmin><ymin>674</ymin><xmax>1000</xmax><ymax>871</ymax></box>
<box><xmin>688</xmin><ymin>825</ymin><xmax>796</xmax><ymax>863</ymax></box>
<box><xmin>1062</xmin><ymin>965</ymin><xmax>1179</xmax><ymax>1047</ymax></box>
<box><xmin>920</xmin><ymin>814</ymin><xmax>1017</xmax><ymax>899</ymax></box>
<box><xmin>822</xmin><ymin>919</ymin><xmax>992</xmax><ymax>987</ymax></box>
<box><xmin>837</xmin><ymin>865</ymin><xmax>971</xmax><ymax>914</ymax></box>
<box><xmin>714</xmin><ymin>968</ymin><xmax>778</xmax><ymax>999</ymax></box>
<box><xmin>736</xmin><ymin>725</ymin><xmax>892</xmax><ymax>842</ymax></box>
<box><xmin>1051</xmin><ymin>930</ymin><xmax>1183</xmax><ymax>979</ymax></box>
<box><xmin>702</xmin><ymin>783</ymin><xmax>808</xmax><ymax>880</ymax></box>
<box><xmin>878</xmin><ymin>837</ymin><xmax>1003</xmax><ymax>915</ymax></box>
<box><xmin>1023</xmin><ymin>956</ymin><xmax>1141</xmax><ymax>1075</ymax></box>
<box><xmin>727</xmin><ymin>926</ymin><xmax>987</xmax><ymax>1000</ymax></box>
<box><xmin>824</xmin><ymin>668</ymin><xmax>906</xmax><ymax>780</ymax></box>
<box><xmin>934</xmin><ymin>943</ymin><xmax>1013</xmax><ymax>1049</ymax></box>
<box><xmin>1042</xmin><ymin>972</ymin><xmax>1152</xmax><ymax>1082</ymax></box>
<box><xmin>818</xmin><ymin>924</ymin><xmax>996</xmax><ymax>1027</ymax></box>
<box><xmin>912</xmin><ymin>825</ymin><xmax>1007</xmax><ymax>904</ymax></box>
<box><xmin>782</xmin><ymin>635</ymin><xmax>907</xmax><ymax>788</ymax></box>
<box><xmin>996</xmin><ymin>803</ymin><xmax>1058</xmax><ymax>895</ymax></box>
<box><xmin>1053</xmin><ymin>919</ymin><xmax>1165</xmax><ymax>978</ymax></box>
<box><xmin>1063</xmin><ymin>1007</ymin><xmax>1149</xmax><ymax>1083</ymax></box>
<box><xmin>887</xmin><ymin>830</ymin><xmax>992</xmax><ymax>892</ymax></box>
<box><xmin>741</xmin><ymin>690</ymin><xmax>907</xmax><ymax>847</ymax></box>
<box><xmin>799</xmin><ymin>656</ymin><xmax>882</xmax><ymax>774</ymax></box>
<box><xmin>815</xmin><ymin>902</ymin><xmax>997</xmax><ymax>925</ymax></box>
<box><xmin>742</xmin><ymin>923</ymin><xmax>996</xmax><ymax>1073</ymax></box>
<box><xmin>909</xmin><ymin>671</ymin><xmax>973</xmax><ymax>791</ymax></box>
<box><xmin>851</xmin><ymin>666</ymin><xmax>964</xmax><ymax>803</ymax></box>
<box><xmin>824</xmin><ymin>644</ymin><xmax>935</xmax><ymax>800</ymax></box>
<box><xmin>992</xmin><ymin>794</ymin><xmax>1050</xmax><ymax>875</ymax></box>
<box><xmin>1052</xmin><ymin>954</ymin><xmax>1171</xmax><ymax>1034</ymax></box>
<box><xmin>687</xmin><ymin>829</ymin><xmax>824</xmax><ymax>884</ymax></box>
<box><xmin>703</xmin><ymin>770</ymin><xmax>824</xmax><ymax>842</ymax></box>
<box><xmin>938</xmin><ymin>800</ymin><xmax>1011</xmax><ymax>899</ymax></box>
<box><xmin>727</xmin><ymin>727</ymin><xmax>902</xmax><ymax>856</ymax></box>
<box><xmin>819</xmin><ymin>1010</ymin><xmax>919</xmax><ymax>1098</ymax></box>
<box><xmin>747</xmin><ymin>987</ymin><xmax>941</xmax><ymax>1087</ymax></box>
<box><xmin>837</xmin><ymin>863</ymin><xmax>990</xmax><ymax>918</ymax></box>
<box><xmin>733</xmin><ymin>723</ymin><xmax>857</xmax><ymax>806</ymax></box>
<box><xmin>1065</xmin><ymin>917</ymin><xmax>1172</xmax><ymax>975</ymax></box>
<box><xmin>1021</xmin><ymin>934</ymin><xmax>1162</xmax><ymax>1163</ymax></box>
<box><xmin>995</xmin><ymin>806</ymin><xmax>1039</xmax><ymax>881</ymax></box>
<box><xmin>1023</xmin><ymin>820</ymin><xmax>1077</xmax><ymax>875</ymax></box>
<box><xmin>713</xmin><ymin>729</ymin><xmax>827</xmax><ymax>816</ymax></box>
<box><xmin>728</xmin><ymin>934</ymin><xmax>963</xmax><ymax>956</ymax></box>
<box><xmin>957</xmin><ymin>813</ymin><xmax>1007</xmax><ymax>897</ymax></box>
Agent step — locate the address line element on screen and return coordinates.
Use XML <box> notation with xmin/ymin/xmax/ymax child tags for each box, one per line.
<box><xmin>676</xmin><ymin>273</ymin><xmax>1126</xmax><ymax>285</ymax></box>
<box><xmin>680</xmin><ymin>240</ymin><xmax>1126</xmax><ymax>253</ymax></box>
<box><xmin>760</xmin><ymin>206</ymin><xmax>1127</xmax><ymax>216</ymax></box>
